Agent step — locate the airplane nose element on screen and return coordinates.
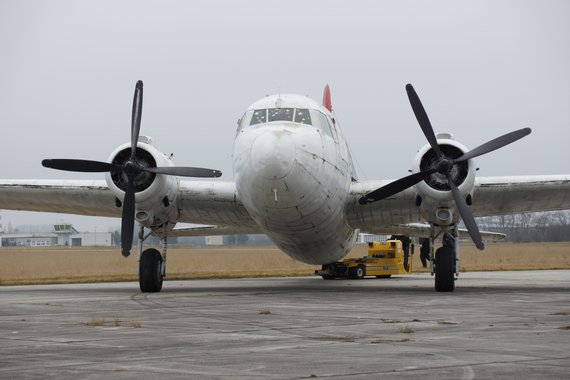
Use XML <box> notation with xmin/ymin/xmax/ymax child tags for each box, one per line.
<box><xmin>251</xmin><ymin>130</ymin><xmax>296</xmax><ymax>179</ymax></box>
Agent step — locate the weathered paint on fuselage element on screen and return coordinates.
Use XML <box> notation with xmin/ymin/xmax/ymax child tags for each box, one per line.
<box><xmin>233</xmin><ymin>94</ymin><xmax>357</xmax><ymax>264</ymax></box>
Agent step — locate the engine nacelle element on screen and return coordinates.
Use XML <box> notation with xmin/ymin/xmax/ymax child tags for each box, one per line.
<box><xmin>105</xmin><ymin>136</ymin><xmax>180</xmax><ymax>231</ymax></box>
<box><xmin>411</xmin><ymin>133</ymin><xmax>476</xmax><ymax>227</ymax></box>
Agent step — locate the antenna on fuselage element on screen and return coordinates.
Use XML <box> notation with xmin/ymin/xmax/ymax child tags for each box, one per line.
<box><xmin>275</xmin><ymin>90</ymin><xmax>283</xmax><ymax>108</ymax></box>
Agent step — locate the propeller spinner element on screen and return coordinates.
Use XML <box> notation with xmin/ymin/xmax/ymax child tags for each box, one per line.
<box><xmin>359</xmin><ymin>84</ymin><xmax>531</xmax><ymax>250</ymax></box>
<box><xmin>42</xmin><ymin>80</ymin><xmax>222</xmax><ymax>257</ymax></box>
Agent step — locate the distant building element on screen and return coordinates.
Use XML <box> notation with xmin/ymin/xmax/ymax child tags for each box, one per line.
<box><xmin>1</xmin><ymin>223</ymin><xmax>113</xmax><ymax>247</ymax></box>
<box><xmin>205</xmin><ymin>236</ymin><xmax>224</xmax><ymax>246</ymax></box>
<box><xmin>0</xmin><ymin>233</ymin><xmax>58</xmax><ymax>247</ymax></box>
<box><xmin>53</xmin><ymin>223</ymin><xmax>79</xmax><ymax>246</ymax></box>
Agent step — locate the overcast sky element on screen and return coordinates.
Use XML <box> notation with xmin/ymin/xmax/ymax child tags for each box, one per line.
<box><xmin>1</xmin><ymin>0</ymin><xmax>569</xmax><ymax>231</ymax></box>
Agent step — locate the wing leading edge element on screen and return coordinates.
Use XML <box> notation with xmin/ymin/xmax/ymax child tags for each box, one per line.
<box><xmin>0</xmin><ymin>180</ymin><xmax>117</xmax><ymax>217</ymax></box>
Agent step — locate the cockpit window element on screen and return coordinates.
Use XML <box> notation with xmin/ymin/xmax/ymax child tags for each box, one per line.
<box><xmin>250</xmin><ymin>109</ymin><xmax>267</xmax><ymax>125</ymax></box>
<box><xmin>249</xmin><ymin>108</ymin><xmax>313</xmax><ymax>126</ymax></box>
<box><xmin>310</xmin><ymin>109</ymin><xmax>334</xmax><ymax>138</ymax></box>
<box><xmin>268</xmin><ymin>108</ymin><xmax>294</xmax><ymax>122</ymax></box>
<box><xmin>294</xmin><ymin>109</ymin><xmax>311</xmax><ymax>125</ymax></box>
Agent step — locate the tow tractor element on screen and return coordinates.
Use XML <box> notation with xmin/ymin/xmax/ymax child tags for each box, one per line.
<box><xmin>315</xmin><ymin>239</ymin><xmax>414</xmax><ymax>279</ymax></box>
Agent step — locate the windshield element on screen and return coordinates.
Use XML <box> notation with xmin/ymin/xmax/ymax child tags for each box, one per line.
<box><xmin>250</xmin><ymin>108</ymin><xmax>312</xmax><ymax>126</ymax></box>
<box><xmin>268</xmin><ymin>108</ymin><xmax>294</xmax><ymax>122</ymax></box>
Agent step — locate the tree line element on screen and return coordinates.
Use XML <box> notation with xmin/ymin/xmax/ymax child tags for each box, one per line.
<box><xmin>475</xmin><ymin>210</ymin><xmax>570</xmax><ymax>242</ymax></box>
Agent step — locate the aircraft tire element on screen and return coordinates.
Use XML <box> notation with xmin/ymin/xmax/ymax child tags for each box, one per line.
<box><xmin>435</xmin><ymin>246</ymin><xmax>455</xmax><ymax>292</ymax></box>
<box><xmin>139</xmin><ymin>248</ymin><xmax>163</xmax><ymax>293</ymax></box>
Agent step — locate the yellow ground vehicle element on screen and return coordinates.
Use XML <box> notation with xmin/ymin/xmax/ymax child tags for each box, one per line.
<box><xmin>315</xmin><ymin>239</ymin><xmax>414</xmax><ymax>279</ymax></box>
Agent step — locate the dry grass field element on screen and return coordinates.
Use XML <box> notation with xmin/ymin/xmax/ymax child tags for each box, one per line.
<box><xmin>1</xmin><ymin>242</ymin><xmax>569</xmax><ymax>285</ymax></box>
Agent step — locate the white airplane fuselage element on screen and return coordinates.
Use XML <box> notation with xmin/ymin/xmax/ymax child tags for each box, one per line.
<box><xmin>233</xmin><ymin>94</ymin><xmax>358</xmax><ymax>264</ymax></box>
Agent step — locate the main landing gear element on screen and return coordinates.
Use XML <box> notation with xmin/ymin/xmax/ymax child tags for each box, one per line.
<box><xmin>139</xmin><ymin>248</ymin><xmax>163</xmax><ymax>292</ymax></box>
<box><xmin>137</xmin><ymin>226</ymin><xmax>167</xmax><ymax>293</ymax></box>
<box><xmin>434</xmin><ymin>245</ymin><xmax>455</xmax><ymax>292</ymax></box>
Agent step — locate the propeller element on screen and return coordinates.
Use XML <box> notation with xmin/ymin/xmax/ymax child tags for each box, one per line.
<box><xmin>359</xmin><ymin>84</ymin><xmax>531</xmax><ymax>250</ymax></box>
<box><xmin>42</xmin><ymin>80</ymin><xmax>222</xmax><ymax>257</ymax></box>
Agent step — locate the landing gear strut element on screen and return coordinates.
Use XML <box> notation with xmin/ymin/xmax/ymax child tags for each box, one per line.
<box><xmin>137</xmin><ymin>225</ymin><xmax>167</xmax><ymax>293</ymax></box>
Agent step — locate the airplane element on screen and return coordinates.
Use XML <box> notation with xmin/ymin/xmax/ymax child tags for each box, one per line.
<box><xmin>1</xmin><ymin>80</ymin><xmax>569</xmax><ymax>292</ymax></box>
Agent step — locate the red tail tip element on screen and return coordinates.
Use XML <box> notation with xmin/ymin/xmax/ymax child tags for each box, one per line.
<box><xmin>322</xmin><ymin>84</ymin><xmax>332</xmax><ymax>112</ymax></box>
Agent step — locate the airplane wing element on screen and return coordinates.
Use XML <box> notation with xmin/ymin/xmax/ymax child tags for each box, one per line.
<box><xmin>0</xmin><ymin>179</ymin><xmax>258</xmax><ymax>232</ymax></box>
<box><xmin>347</xmin><ymin>175</ymin><xmax>570</xmax><ymax>235</ymax></box>
<box><xmin>0</xmin><ymin>180</ymin><xmax>118</xmax><ymax>216</ymax></box>
<box><xmin>470</xmin><ymin>175</ymin><xmax>570</xmax><ymax>216</ymax></box>
<box><xmin>176</xmin><ymin>181</ymin><xmax>259</xmax><ymax>229</ymax></box>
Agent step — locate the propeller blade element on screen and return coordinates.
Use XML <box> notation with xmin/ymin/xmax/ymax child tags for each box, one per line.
<box><xmin>453</xmin><ymin>128</ymin><xmax>531</xmax><ymax>163</ymax></box>
<box><xmin>42</xmin><ymin>159</ymin><xmax>118</xmax><ymax>173</ymax></box>
<box><xmin>121</xmin><ymin>177</ymin><xmax>136</xmax><ymax>257</ymax></box>
<box><xmin>131</xmin><ymin>80</ymin><xmax>143</xmax><ymax>160</ymax></box>
<box><xmin>447</xmin><ymin>174</ymin><xmax>484</xmax><ymax>250</ymax></box>
<box><xmin>359</xmin><ymin>169</ymin><xmax>436</xmax><ymax>204</ymax></box>
<box><xmin>143</xmin><ymin>166</ymin><xmax>222</xmax><ymax>178</ymax></box>
<box><xmin>406</xmin><ymin>84</ymin><xmax>442</xmax><ymax>158</ymax></box>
